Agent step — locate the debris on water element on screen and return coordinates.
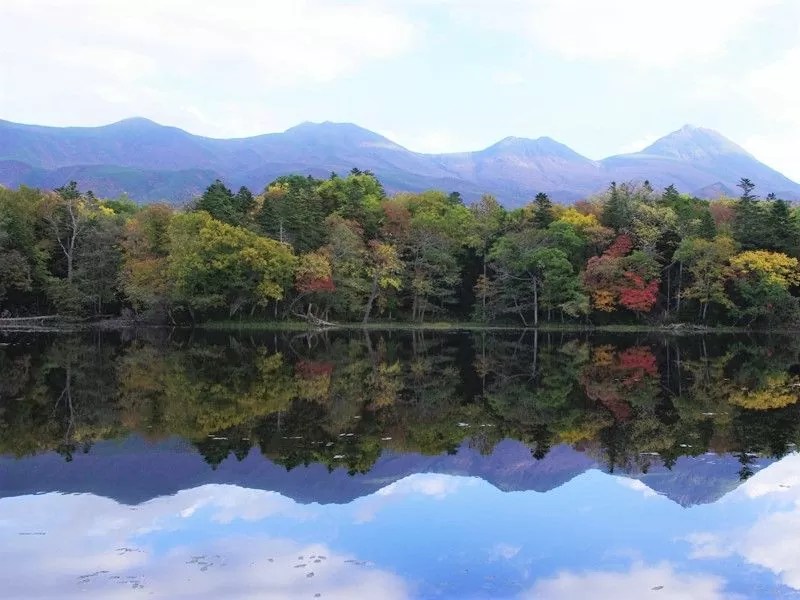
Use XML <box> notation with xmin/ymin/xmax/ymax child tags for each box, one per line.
<box><xmin>211</xmin><ymin>436</ymin><xmax>228</xmax><ymax>441</ymax></box>
<box><xmin>294</xmin><ymin>564</ymin><xmax>306</xmax><ymax>569</ymax></box>
<box><xmin>381</xmin><ymin>437</ymin><xmax>392</xmax><ymax>441</ymax></box>
<box><xmin>353</xmin><ymin>415</ymin><xmax>361</xmax><ymax>419</ymax></box>
<box><xmin>457</xmin><ymin>422</ymin><xmax>470</xmax><ymax>427</ymax></box>
<box><xmin>267</xmin><ymin>558</ymin><xmax>274</xmax><ymax>563</ymax></box>
<box><xmin>333</xmin><ymin>455</ymin><xmax>345</xmax><ymax>459</ymax></box>
<box><xmin>679</xmin><ymin>444</ymin><xmax>692</xmax><ymax>448</ymax></box>
<box><xmin>307</xmin><ymin>572</ymin><xmax>315</xmax><ymax>578</ymax></box>
<box><xmin>325</xmin><ymin>442</ymin><xmax>334</xmax><ymax>447</ymax></box>
<box><xmin>701</xmin><ymin>412</ymin><xmax>716</xmax><ymax>416</ymax></box>
<box><xmin>640</xmin><ymin>452</ymin><xmax>660</xmax><ymax>456</ymax></box>
<box><xmin>652</xmin><ymin>585</ymin><xmax>664</xmax><ymax>591</ymax></box>
<box><xmin>18</xmin><ymin>531</ymin><xmax>46</xmax><ymax>535</ymax></box>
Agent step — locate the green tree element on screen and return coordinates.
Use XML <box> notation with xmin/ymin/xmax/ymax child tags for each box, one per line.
<box><xmin>674</xmin><ymin>236</ymin><xmax>736</xmax><ymax>320</ymax></box>
<box><xmin>532</xmin><ymin>192</ymin><xmax>554</xmax><ymax>229</ymax></box>
<box><xmin>168</xmin><ymin>211</ymin><xmax>296</xmax><ymax>319</ymax></box>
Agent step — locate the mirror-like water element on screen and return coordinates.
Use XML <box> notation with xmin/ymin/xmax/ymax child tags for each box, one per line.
<box><xmin>2</xmin><ymin>329</ymin><xmax>800</xmax><ymax>598</ymax></box>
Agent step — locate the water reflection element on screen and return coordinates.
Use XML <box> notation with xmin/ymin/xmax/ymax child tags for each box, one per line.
<box><xmin>2</xmin><ymin>330</ymin><xmax>800</xmax><ymax>476</ymax></box>
<box><xmin>2</xmin><ymin>329</ymin><xmax>800</xmax><ymax>598</ymax></box>
<box><xmin>3</xmin><ymin>461</ymin><xmax>800</xmax><ymax>598</ymax></box>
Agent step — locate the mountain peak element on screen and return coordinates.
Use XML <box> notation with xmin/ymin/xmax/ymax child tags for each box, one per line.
<box><xmin>481</xmin><ymin>135</ymin><xmax>590</xmax><ymax>162</ymax></box>
<box><xmin>107</xmin><ymin>117</ymin><xmax>163</xmax><ymax>129</ymax></box>
<box><xmin>281</xmin><ymin>121</ymin><xmax>405</xmax><ymax>150</ymax></box>
<box><xmin>642</xmin><ymin>125</ymin><xmax>752</xmax><ymax>160</ymax></box>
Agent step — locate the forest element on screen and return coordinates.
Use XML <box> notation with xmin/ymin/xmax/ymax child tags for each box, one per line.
<box><xmin>1</xmin><ymin>171</ymin><xmax>799</xmax><ymax>327</ymax></box>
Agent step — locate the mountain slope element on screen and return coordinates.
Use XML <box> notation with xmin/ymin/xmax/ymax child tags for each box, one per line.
<box><xmin>601</xmin><ymin>125</ymin><xmax>800</xmax><ymax>198</ymax></box>
<box><xmin>1</xmin><ymin>119</ymin><xmax>798</xmax><ymax>205</ymax></box>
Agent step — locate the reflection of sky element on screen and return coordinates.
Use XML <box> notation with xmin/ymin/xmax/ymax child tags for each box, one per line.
<box><xmin>3</xmin><ymin>457</ymin><xmax>800</xmax><ymax>599</ymax></box>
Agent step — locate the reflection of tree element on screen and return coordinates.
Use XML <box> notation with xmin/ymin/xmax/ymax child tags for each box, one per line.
<box><xmin>0</xmin><ymin>336</ymin><xmax>121</xmax><ymax>458</ymax></box>
<box><xmin>4</xmin><ymin>331</ymin><xmax>800</xmax><ymax>482</ymax></box>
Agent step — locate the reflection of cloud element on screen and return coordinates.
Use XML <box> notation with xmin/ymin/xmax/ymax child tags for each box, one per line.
<box><xmin>355</xmin><ymin>473</ymin><xmax>474</xmax><ymax>524</ymax></box>
<box><xmin>377</xmin><ymin>473</ymin><xmax>472</xmax><ymax>499</ymax></box>
<box><xmin>741</xmin><ymin>453</ymin><xmax>800</xmax><ymax>499</ymax></box>
<box><xmin>523</xmin><ymin>563</ymin><xmax>734</xmax><ymax>600</ymax></box>
<box><xmin>616</xmin><ymin>478</ymin><xmax>659</xmax><ymax>499</ymax></box>
<box><xmin>489</xmin><ymin>543</ymin><xmax>521</xmax><ymax>561</ymax></box>
<box><xmin>683</xmin><ymin>533</ymin><xmax>731</xmax><ymax>560</ymax></box>
<box><xmin>0</xmin><ymin>486</ymin><xmax>408</xmax><ymax>599</ymax></box>
<box><xmin>740</xmin><ymin>510</ymin><xmax>800</xmax><ymax>590</ymax></box>
<box><xmin>685</xmin><ymin>454</ymin><xmax>800</xmax><ymax>590</ymax></box>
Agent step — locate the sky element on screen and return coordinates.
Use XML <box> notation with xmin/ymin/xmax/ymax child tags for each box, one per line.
<box><xmin>1</xmin><ymin>0</ymin><xmax>799</xmax><ymax>180</ymax></box>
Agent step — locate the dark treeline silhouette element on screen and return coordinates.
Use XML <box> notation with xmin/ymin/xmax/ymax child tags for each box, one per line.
<box><xmin>1</xmin><ymin>174</ymin><xmax>799</xmax><ymax>326</ymax></box>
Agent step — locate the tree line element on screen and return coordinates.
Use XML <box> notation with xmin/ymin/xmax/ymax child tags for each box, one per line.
<box><xmin>1</xmin><ymin>172</ymin><xmax>799</xmax><ymax>326</ymax></box>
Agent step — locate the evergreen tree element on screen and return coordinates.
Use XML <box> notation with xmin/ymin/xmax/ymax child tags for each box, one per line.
<box><xmin>733</xmin><ymin>178</ymin><xmax>768</xmax><ymax>250</ymax></box>
<box><xmin>767</xmin><ymin>197</ymin><xmax>798</xmax><ymax>256</ymax></box>
<box><xmin>696</xmin><ymin>209</ymin><xmax>717</xmax><ymax>240</ymax></box>
<box><xmin>660</xmin><ymin>184</ymin><xmax>681</xmax><ymax>206</ymax></box>
<box><xmin>602</xmin><ymin>182</ymin><xmax>632</xmax><ymax>232</ymax></box>
<box><xmin>195</xmin><ymin>179</ymin><xmax>238</xmax><ymax>225</ymax></box>
<box><xmin>532</xmin><ymin>192</ymin><xmax>554</xmax><ymax>229</ymax></box>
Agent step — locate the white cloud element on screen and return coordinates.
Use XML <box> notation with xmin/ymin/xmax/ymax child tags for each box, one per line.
<box><xmin>525</xmin><ymin>0</ymin><xmax>777</xmax><ymax>66</ymax></box>
<box><xmin>0</xmin><ymin>0</ymin><xmax>416</xmax><ymax>136</ymax></box>
<box><xmin>524</xmin><ymin>563</ymin><xmax>735</xmax><ymax>600</ymax></box>
<box><xmin>491</xmin><ymin>70</ymin><xmax>526</xmax><ymax>86</ymax></box>
<box><xmin>422</xmin><ymin>0</ymin><xmax>778</xmax><ymax>67</ymax></box>
<box><xmin>740</xmin><ymin>46</ymin><xmax>800</xmax><ymax>182</ymax></box>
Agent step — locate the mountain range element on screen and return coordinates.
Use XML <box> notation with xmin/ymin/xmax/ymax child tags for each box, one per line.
<box><xmin>1</xmin><ymin>117</ymin><xmax>798</xmax><ymax>206</ymax></box>
<box><xmin>0</xmin><ymin>437</ymin><xmax>758</xmax><ymax>508</ymax></box>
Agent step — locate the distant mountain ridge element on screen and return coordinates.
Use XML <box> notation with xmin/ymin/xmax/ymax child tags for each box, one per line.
<box><xmin>1</xmin><ymin>118</ymin><xmax>798</xmax><ymax>206</ymax></box>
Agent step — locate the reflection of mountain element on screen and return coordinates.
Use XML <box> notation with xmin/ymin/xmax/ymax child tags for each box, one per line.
<box><xmin>0</xmin><ymin>436</ymin><xmax>762</xmax><ymax>508</ymax></box>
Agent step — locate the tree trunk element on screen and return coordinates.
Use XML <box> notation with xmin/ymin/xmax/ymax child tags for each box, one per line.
<box><xmin>676</xmin><ymin>262</ymin><xmax>683</xmax><ymax>312</ymax></box>
<box><xmin>482</xmin><ymin>256</ymin><xmax>487</xmax><ymax>317</ymax></box>
<box><xmin>363</xmin><ymin>271</ymin><xmax>379</xmax><ymax>324</ymax></box>
<box><xmin>533</xmin><ymin>279</ymin><xmax>539</xmax><ymax>327</ymax></box>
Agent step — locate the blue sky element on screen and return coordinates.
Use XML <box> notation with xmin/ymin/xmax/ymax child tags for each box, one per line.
<box><xmin>1</xmin><ymin>1</ymin><xmax>799</xmax><ymax>180</ymax></box>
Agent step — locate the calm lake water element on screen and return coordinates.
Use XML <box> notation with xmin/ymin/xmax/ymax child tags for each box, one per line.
<box><xmin>2</xmin><ymin>328</ymin><xmax>800</xmax><ymax>599</ymax></box>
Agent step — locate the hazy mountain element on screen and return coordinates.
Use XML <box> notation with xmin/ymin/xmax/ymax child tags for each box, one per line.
<box><xmin>601</xmin><ymin>125</ymin><xmax>800</xmax><ymax>199</ymax></box>
<box><xmin>1</xmin><ymin>118</ymin><xmax>798</xmax><ymax>206</ymax></box>
<box><xmin>0</xmin><ymin>436</ymin><xmax>757</xmax><ymax>508</ymax></box>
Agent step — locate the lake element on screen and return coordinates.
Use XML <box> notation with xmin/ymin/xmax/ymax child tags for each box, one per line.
<box><xmin>1</xmin><ymin>328</ymin><xmax>800</xmax><ymax>599</ymax></box>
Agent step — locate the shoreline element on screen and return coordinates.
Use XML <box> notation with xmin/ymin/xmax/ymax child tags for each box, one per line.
<box><xmin>0</xmin><ymin>317</ymin><xmax>785</xmax><ymax>335</ymax></box>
